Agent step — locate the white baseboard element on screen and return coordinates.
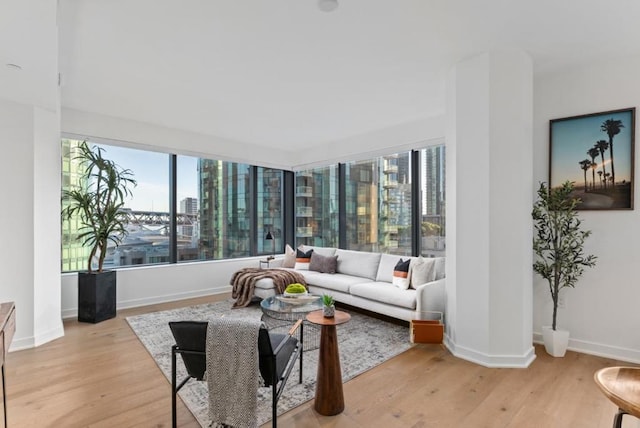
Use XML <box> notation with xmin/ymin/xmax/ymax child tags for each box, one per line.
<box><xmin>533</xmin><ymin>331</ymin><xmax>640</xmax><ymax>365</ymax></box>
<box><xmin>443</xmin><ymin>335</ymin><xmax>537</xmax><ymax>368</ymax></box>
<box><xmin>10</xmin><ymin>324</ymin><xmax>65</xmax><ymax>352</ymax></box>
<box><xmin>61</xmin><ymin>285</ymin><xmax>231</xmax><ymax>319</ymax></box>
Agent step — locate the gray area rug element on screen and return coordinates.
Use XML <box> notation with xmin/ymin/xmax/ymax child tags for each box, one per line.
<box><xmin>126</xmin><ymin>300</ymin><xmax>412</xmax><ymax>427</ymax></box>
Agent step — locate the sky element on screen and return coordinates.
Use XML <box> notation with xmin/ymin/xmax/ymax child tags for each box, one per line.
<box><xmin>96</xmin><ymin>144</ymin><xmax>198</xmax><ymax>212</ymax></box>
<box><xmin>550</xmin><ymin>110</ymin><xmax>633</xmax><ymax>187</ymax></box>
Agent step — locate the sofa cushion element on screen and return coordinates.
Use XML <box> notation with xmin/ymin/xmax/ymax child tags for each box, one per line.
<box><xmin>282</xmin><ymin>244</ymin><xmax>296</xmax><ymax>268</ymax></box>
<box><xmin>303</xmin><ymin>272</ymin><xmax>369</xmax><ymax>294</ymax></box>
<box><xmin>350</xmin><ymin>282</ymin><xmax>417</xmax><ymax>310</ymax></box>
<box><xmin>254</xmin><ymin>277</ymin><xmax>275</xmax><ymax>290</ymax></box>
<box><xmin>295</xmin><ymin>248</ymin><xmax>313</xmax><ymax>270</ymax></box>
<box><xmin>300</xmin><ymin>245</ymin><xmax>337</xmax><ymax>257</ymax></box>
<box><xmin>434</xmin><ymin>257</ymin><xmax>446</xmax><ymax>280</ymax></box>
<box><xmin>334</xmin><ymin>249</ymin><xmax>381</xmax><ymax>280</ymax></box>
<box><xmin>376</xmin><ymin>253</ymin><xmax>400</xmax><ymax>283</ymax></box>
<box><xmin>392</xmin><ymin>258</ymin><xmax>411</xmax><ymax>290</ymax></box>
<box><xmin>309</xmin><ymin>252</ymin><xmax>338</xmax><ymax>274</ymax></box>
<box><xmin>409</xmin><ymin>256</ymin><xmax>436</xmax><ymax>288</ymax></box>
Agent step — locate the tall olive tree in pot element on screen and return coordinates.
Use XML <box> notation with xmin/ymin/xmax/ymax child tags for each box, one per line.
<box><xmin>62</xmin><ymin>141</ymin><xmax>136</xmax><ymax>323</ymax></box>
<box><xmin>532</xmin><ymin>181</ymin><xmax>596</xmax><ymax>357</ymax></box>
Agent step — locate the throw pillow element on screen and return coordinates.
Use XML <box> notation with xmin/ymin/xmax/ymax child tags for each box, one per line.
<box><xmin>295</xmin><ymin>248</ymin><xmax>313</xmax><ymax>270</ymax></box>
<box><xmin>309</xmin><ymin>252</ymin><xmax>338</xmax><ymax>274</ymax></box>
<box><xmin>282</xmin><ymin>244</ymin><xmax>296</xmax><ymax>268</ymax></box>
<box><xmin>392</xmin><ymin>258</ymin><xmax>411</xmax><ymax>290</ymax></box>
<box><xmin>409</xmin><ymin>256</ymin><xmax>437</xmax><ymax>288</ymax></box>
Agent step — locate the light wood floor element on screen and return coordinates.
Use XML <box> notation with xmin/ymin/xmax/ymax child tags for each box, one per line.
<box><xmin>4</xmin><ymin>294</ymin><xmax>636</xmax><ymax>428</ymax></box>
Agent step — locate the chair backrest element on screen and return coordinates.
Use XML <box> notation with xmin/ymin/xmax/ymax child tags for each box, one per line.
<box><xmin>169</xmin><ymin>320</ymin><xmax>283</xmax><ymax>385</ymax></box>
<box><xmin>258</xmin><ymin>328</ymin><xmax>276</xmax><ymax>385</ymax></box>
<box><xmin>169</xmin><ymin>321</ymin><xmax>208</xmax><ymax>380</ymax></box>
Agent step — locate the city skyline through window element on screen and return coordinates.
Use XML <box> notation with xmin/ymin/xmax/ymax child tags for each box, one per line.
<box><xmin>61</xmin><ymin>138</ymin><xmax>445</xmax><ymax>272</ymax></box>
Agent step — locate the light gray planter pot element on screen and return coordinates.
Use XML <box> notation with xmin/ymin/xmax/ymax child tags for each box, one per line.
<box><xmin>542</xmin><ymin>326</ymin><xmax>570</xmax><ymax>357</ymax></box>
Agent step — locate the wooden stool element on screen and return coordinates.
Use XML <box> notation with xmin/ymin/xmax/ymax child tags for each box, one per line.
<box><xmin>594</xmin><ymin>366</ymin><xmax>640</xmax><ymax>428</ymax></box>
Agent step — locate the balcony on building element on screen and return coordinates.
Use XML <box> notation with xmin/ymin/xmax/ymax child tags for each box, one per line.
<box><xmin>296</xmin><ymin>226</ymin><xmax>313</xmax><ymax>237</ymax></box>
<box><xmin>384</xmin><ymin>239</ymin><xmax>399</xmax><ymax>249</ymax></box>
<box><xmin>383</xmin><ymin>161</ymin><xmax>398</xmax><ymax>174</ymax></box>
<box><xmin>296</xmin><ymin>206</ymin><xmax>313</xmax><ymax>217</ymax></box>
<box><xmin>382</xmin><ymin>179</ymin><xmax>398</xmax><ymax>189</ymax></box>
<box><xmin>297</xmin><ymin>171</ymin><xmax>313</xmax><ymax>178</ymax></box>
<box><xmin>296</xmin><ymin>186</ymin><xmax>312</xmax><ymax>197</ymax></box>
<box><xmin>382</xmin><ymin>225</ymin><xmax>398</xmax><ymax>234</ymax></box>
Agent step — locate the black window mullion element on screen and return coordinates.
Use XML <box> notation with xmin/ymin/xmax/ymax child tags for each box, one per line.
<box><xmin>169</xmin><ymin>154</ymin><xmax>177</xmax><ymax>263</ymax></box>
<box><xmin>411</xmin><ymin>150</ymin><xmax>421</xmax><ymax>256</ymax></box>
<box><xmin>283</xmin><ymin>170</ymin><xmax>295</xmax><ymax>249</ymax></box>
<box><xmin>249</xmin><ymin>166</ymin><xmax>257</xmax><ymax>256</ymax></box>
<box><xmin>338</xmin><ymin>163</ymin><xmax>347</xmax><ymax>249</ymax></box>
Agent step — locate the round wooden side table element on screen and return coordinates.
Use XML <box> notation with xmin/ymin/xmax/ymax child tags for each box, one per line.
<box><xmin>306</xmin><ymin>309</ymin><xmax>351</xmax><ymax>416</ymax></box>
<box><xmin>594</xmin><ymin>366</ymin><xmax>640</xmax><ymax>428</ymax></box>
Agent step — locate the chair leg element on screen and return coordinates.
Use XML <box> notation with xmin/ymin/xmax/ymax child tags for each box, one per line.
<box><xmin>272</xmin><ymin>382</ymin><xmax>278</xmax><ymax>428</ymax></box>
<box><xmin>299</xmin><ymin>323</ymin><xmax>304</xmax><ymax>384</ymax></box>
<box><xmin>613</xmin><ymin>408</ymin><xmax>627</xmax><ymax>428</ymax></box>
<box><xmin>172</xmin><ymin>345</ymin><xmax>177</xmax><ymax>428</ymax></box>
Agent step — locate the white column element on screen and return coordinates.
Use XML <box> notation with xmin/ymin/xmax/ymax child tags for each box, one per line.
<box><xmin>445</xmin><ymin>51</ymin><xmax>535</xmax><ymax>367</ymax></box>
<box><xmin>0</xmin><ymin>1</ymin><xmax>63</xmax><ymax>349</ymax></box>
<box><xmin>0</xmin><ymin>102</ymin><xmax>63</xmax><ymax>350</ymax></box>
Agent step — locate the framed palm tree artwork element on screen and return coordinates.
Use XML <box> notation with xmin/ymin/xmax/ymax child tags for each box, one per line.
<box><xmin>549</xmin><ymin>107</ymin><xmax>636</xmax><ymax>210</ymax></box>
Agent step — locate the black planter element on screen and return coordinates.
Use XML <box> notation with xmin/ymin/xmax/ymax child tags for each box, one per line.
<box><xmin>78</xmin><ymin>270</ymin><xmax>117</xmax><ymax>323</ymax></box>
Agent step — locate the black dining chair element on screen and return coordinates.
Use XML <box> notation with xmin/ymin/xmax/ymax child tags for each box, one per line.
<box><xmin>169</xmin><ymin>319</ymin><xmax>302</xmax><ymax>428</ymax></box>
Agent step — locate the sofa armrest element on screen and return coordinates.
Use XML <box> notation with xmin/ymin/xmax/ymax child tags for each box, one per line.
<box><xmin>269</xmin><ymin>258</ymin><xmax>284</xmax><ymax>268</ymax></box>
<box><xmin>414</xmin><ymin>278</ymin><xmax>445</xmax><ymax>317</ymax></box>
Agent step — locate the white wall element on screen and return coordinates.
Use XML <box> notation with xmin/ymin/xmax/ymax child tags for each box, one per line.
<box><xmin>62</xmin><ymin>108</ymin><xmax>296</xmax><ymax>170</ymax></box>
<box><xmin>0</xmin><ymin>100</ymin><xmax>36</xmax><ymax>349</ymax></box>
<box><xmin>61</xmin><ymin>257</ymin><xmax>266</xmax><ymax>318</ymax></box>
<box><xmin>62</xmin><ymin>108</ymin><xmax>446</xmax><ymax>171</ymax></box>
<box><xmin>33</xmin><ymin>106</ymin><xmax>63</xmax><ymax>347</ymax></box>
<box><xmin>0</xmin><ymin>100</ymin><xmax>64</xmax><ymax>351</ymax></box>
<box><xmin>533</xmin><ymin>55</ymin><xmax>640</xmax><ymax>363</ymax></box>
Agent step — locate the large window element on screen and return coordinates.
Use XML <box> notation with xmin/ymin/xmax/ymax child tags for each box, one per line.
<box><xmin>295</xmin><ymin>165</ymin><xmax>339</xmax><ymax>248</ymax></box>
<box><xmin>198</xmin><ymin>159</ymin><xmax>251</xmax><ymax>260</ymax></box>
<box><xmin>61</xmin><ymin>138</ymin><xmax>170</xmax><ymax>271</ymax></box>
<box><xmin>62</xmin><ymin>137</ymin><xmax>445</xmax><ymax>272</ymax></box>
<box><xmin>176</xmin><ymin>155</ymin><xmax>200</xmax><ymax>262</ymax></box>
<box><xmin>344</xmin><ymin>152</ymin><xmax>412</xmax><ymax>255</ymax></box>
<box><xmin>257</xmin><ymin>167</ymin><xmax>284</xmax><ymax>257</ymax></box>
<box><xmin>420</xmin><ymin>146</ymin><xmax>446</xmax><ymax>257</ymax></box>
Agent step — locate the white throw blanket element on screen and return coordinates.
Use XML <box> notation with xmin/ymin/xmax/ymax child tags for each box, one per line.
<box><xmin>206</xmin><ymin>317</ymin><xmax>263</xmax><ymax>428</ymax></box>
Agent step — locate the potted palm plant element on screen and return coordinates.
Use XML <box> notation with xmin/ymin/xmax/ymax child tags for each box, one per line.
<box><xmin>532</xmin><ymin>181</ymin><xmax>596</xmax><ymax>356</ymax></box>
<box><xmin>62</xmin><ymin>141</ymin><xmax>136</xmax><ymax>323</ymax></box>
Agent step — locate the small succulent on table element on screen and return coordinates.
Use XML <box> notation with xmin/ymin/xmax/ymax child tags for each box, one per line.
<box><xmin>322</xmin><ymin>294</ymin><xmax>335</xmax><ymax>318</ymax></box>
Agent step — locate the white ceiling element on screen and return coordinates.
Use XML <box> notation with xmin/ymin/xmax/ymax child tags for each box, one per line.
<box><xmin>4</xmin><ymin>1</ymin><xmax>640</xmax><ymax>150</ymax></box>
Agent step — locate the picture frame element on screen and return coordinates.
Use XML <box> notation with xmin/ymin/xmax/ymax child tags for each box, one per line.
<box><xmin>549</xmin><ymin>107</ymin><xmax>635</xmax><ymax>210</ymax></box>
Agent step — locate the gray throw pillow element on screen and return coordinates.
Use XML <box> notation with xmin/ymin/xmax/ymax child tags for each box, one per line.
<box><xmin>309</xmin><ymin>252</ymin><xmax>338</xmax><ymax>274</ymax></box>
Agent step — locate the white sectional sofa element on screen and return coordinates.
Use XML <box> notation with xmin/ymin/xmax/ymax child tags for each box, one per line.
<box><xmin>252</xmin><ymin>246</ymin><xmax>445</xmax><ymax>322</ymax></box>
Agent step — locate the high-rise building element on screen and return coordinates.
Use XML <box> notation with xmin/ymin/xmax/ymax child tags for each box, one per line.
<box><xmin>421</xmin><ymin>145</ymin><xmax>446</xmax><ymax>255</ymax></box>
<box><xmin>199</xmin><ymin>159</ymin><xmax>251</xmax><ymax>260</ymax></box>
<box><xmin>178</xmin><ymin>197</ymin><xmax>198</xmax><ymax>240</ymax></box>
<box><xmin>295</xmin><ymin>166</ymin><xmax>339</xmax><ymax>248</ymax></box>
<box><xmin>61</xmin><ymin>138</ymin><xmax>91</xmax><ymax>271</ymax></box>
<box><xmin>179</xmin><ymin>197</ymin><xmax>198</xmax><ymax>214</ymax></box>
<box><xmin>422</xmin><ymin>146</ymin><xmax>445</xmax><ymax>217</ymax></box>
